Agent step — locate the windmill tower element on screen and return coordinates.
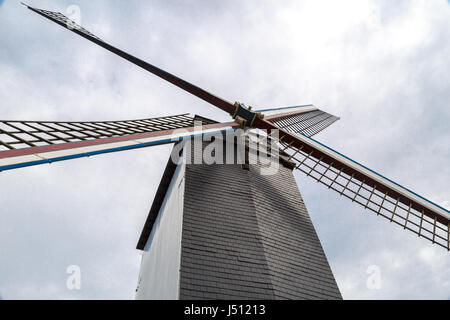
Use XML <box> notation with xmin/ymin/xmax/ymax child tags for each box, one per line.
<box><xmin>134</xmin><ymin>122</ymin><xmax>342</xmax><ymax>299</ymax></box>
<box><xmin>2</xmin><ymin>4</ymin><xmax>449</xmax><ymax>300</ymax></box>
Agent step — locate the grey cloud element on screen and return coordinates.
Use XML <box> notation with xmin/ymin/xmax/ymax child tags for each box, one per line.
<box><xmin>0</xmin><ymin>0</ymin><xmax>449</xmax><ymax>299</ymax></box>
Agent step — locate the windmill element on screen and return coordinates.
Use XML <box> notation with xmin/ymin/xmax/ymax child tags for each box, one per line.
<box><xmin>2</xmin><ymin>4</ymin><xmax>449</xmax><ymax>299</ymax></box>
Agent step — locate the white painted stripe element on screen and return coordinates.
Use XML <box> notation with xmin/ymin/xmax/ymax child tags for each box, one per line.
<box><xmin>296</xmin><ymin>133</ymin><xmax>450</xmax><ymax>220</ymax></box>
<box><xmin>261</xmin><ymin>105</ymin><xmax>318</xmax><ymax>118</ymax></box>
<box><xmin>38</xmin><ymin>140</ymin><xmax>137</xmax><ymax>160</ymax></box>
<box><xmin>0</xmin><ymin>154</ymin><xmax>43</xmax><ymax>167</ymax></box>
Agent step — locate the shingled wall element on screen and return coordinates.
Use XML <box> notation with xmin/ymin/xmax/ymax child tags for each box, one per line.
<box><xmin>179</xmin><ymin>139</ymin><xmax>342</xmax><ymax>300</ymax></box>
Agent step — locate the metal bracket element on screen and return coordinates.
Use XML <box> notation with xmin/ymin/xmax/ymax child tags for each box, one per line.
<box><xmin>232</xmin><ymin>102</ymin><xmax>263</xmax><ymax>128</ymax></box>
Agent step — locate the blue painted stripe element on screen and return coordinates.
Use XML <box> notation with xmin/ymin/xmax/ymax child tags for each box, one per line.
<box><xmin>301</xmin><ymin>133</ymin><xmax>450</xmax><ymax>215</ymax></box>
<box><xmin>254</xmin><ymin>104</ymin><xmax>314</xmax><ymax>113</ymax></box>
<box><xmin>0</xmin><ymin>128</ymin><xmax>236</xmax><ymax>172</ymax></box>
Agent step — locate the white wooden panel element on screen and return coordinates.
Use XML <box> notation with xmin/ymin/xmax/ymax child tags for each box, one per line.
<box><xmin>135</xmin><ymin>155</ymin><xmax>185</xmax><ymax>300</ymax></box>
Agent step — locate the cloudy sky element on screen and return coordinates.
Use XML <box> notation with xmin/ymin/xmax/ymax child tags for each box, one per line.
<box><xmin>0</xmin><ymin>0</ymin><xmax>449</xmax><ymax>299</ymax></box>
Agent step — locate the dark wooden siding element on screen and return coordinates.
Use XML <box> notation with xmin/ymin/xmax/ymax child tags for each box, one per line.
<box><xmin>179</xmin><ymin>146</ymin><xmax>341</xmax><ymax>299</ymax></box>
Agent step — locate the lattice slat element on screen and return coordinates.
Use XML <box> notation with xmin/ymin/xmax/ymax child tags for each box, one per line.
<box><xmin>0</xmin><ymin>114</ymin><xmax>214</xmax><ymax>152</ymax></box>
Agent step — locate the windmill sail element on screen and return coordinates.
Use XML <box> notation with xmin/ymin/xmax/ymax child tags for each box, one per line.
<box><xmin>0</xmin><ymin>115</ymin><xmax>238</xmax><ymax>172</ymax></box>
<box><xmin>256</xmin><ymin>118</ymin><xmax>450</xmax><ymax>250</ymax></box>
<box><xmin>256</xmin><ymin>105</ymin><xmax>340</xmax><ymax>137</ymax></box>
<box><xmin>22</xmin><ymin>4</ymin><xmax>236</xmax><ymax>115</ymax></box>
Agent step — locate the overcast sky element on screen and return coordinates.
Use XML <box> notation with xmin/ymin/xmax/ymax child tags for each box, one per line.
<box><xmin>0</xmin><ymin>0</ymin><xmax>449</xmax><ymax>299</ymax></box>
